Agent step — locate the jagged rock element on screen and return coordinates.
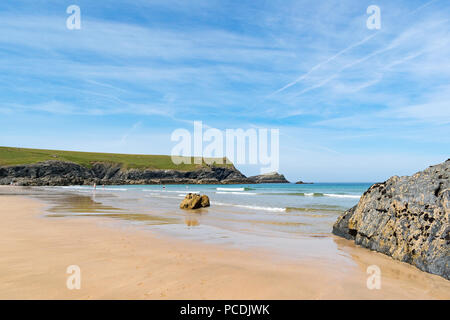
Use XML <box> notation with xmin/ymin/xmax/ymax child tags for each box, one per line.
<box><xmin>332</xmin><ymin>159</ymin><xmax>450</xmax><ymax>280</ymax></box>
<box><xmin>200</xmin><ymin>195</ymin><xmax>210</xmax><ymax>207</ymax></box>
<box><xmin>248</xmin><ymin>172</ymin><xmax>289</xmax><ymax>183</ymax></box>
<box><xmin>0</xmin><ymin>161</ymin><xmax>250</xmax><ymax>186</ymax></box>
<box><xmin>180</xmin><ymin>193</ymin><xmax>210</xmax><ymax>209</ymax></box>
<box><xmin>221</xmin><ymin>177</ymin><xmax>254</xmax><ymax>184</ymax></box>
<box><xmin>197</xmin><ymin>178</ymin><xmax>220</xmax><ymax>184</ymax></box>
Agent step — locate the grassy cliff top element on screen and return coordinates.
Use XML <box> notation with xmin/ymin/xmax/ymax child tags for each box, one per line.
<box><xmin>0</xmin><ymin>146</ymin><xmax>234</xmax><ymax>171</ymax></box>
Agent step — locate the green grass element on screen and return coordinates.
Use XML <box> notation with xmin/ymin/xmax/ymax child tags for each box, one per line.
<box><xmin>0</xmin><ymin>146</ymin><xmax>234</xmax><ymax>171</ymax></box>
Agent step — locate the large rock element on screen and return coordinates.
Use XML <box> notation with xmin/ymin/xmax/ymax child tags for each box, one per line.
<box><xmin>248</xmin><ymin>172</ymin><xmax>290</xmax><ymax>183</ymax></box>
<box><xmin>332</xmin><ymin>160</ymin><xmax>449</xmax><ymax>280</ymax></box>
<box><xmin>180</xmin><ymin>193</ymin><xmax>210</xmax><ymax>210</ymax></box>
<box><xmin>0</xmin><ymin>161</ymin><xmax>252</xmax><ymax>186</ymax></box>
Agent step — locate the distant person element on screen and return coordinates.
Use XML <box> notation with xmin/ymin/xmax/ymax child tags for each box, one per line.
<box><xmin>93</xmin><ymin>183</ymin><xmax>97</xmax><ymax>190</ymax></box>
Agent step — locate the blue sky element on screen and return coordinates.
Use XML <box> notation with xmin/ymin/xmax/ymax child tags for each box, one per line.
<box><xmin>0</xmin><ymin>0</ymin><xmax>449</xmax><ymax>182</ymax></box>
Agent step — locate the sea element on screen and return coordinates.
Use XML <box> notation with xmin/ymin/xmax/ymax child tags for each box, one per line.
<box><xmin>36</xmin><ymin>183</ymin><xmax>372</xmax><ymax>260</ymax></box>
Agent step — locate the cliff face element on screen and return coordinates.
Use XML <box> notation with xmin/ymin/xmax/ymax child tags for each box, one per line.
<box><xmin>247</xmin><ymin>172</ymin><xmax>290</xmax><ymax>183</ymax></box>
<box><xmin>333</xmin><ymin>160</ymin><xmax>449</xmax><ymax>280</ymax></box>
<box><xmin>0</xmin><ymin>161</ymin><xmax>252</xmax><ymax>186</ymax></box>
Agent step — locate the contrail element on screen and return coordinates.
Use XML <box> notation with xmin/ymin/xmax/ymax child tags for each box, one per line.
<box><xmin>288</xmin><ymin>17</ymin><xmax>448</xmax><ymax>99</ymax></box>
<box><xmin>407</xmin><ymin>0</ymin><xmax>438</xmax><ymax>16</ymax></box>
<box><xmin>269</xmin><ymin>33</ymin><xmax>379</xmax><ymax>96</ymax></box>
<box><xmin>291</xmin><ymin>20</ymin><xmax>448</xmax><ymax>99</ymax></box>
<box><xmin>269</xmin><ymin>0</ymin><xmax>441</xmax><ymax>97</ymax></box>
<box><xmin>290</xmin><ymin>44</ymin><xmax>396</xmax><ymax>99</ymax></box>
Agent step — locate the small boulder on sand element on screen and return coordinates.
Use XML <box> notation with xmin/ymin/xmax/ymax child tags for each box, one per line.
<box><xmin>180</xmin><ymin>193</ymin><xmax>210</xmax><ymax>209</ymax></box>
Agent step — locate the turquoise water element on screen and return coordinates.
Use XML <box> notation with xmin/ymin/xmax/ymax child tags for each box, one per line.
<box><xmin>44</xmin><ymin>183</ymin><xmax>372</xmax><ymax>258</ymax></box>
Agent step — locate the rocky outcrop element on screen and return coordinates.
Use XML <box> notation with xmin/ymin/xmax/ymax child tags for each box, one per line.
<box><xmin>0</xmin><ymin>161</ymin><xmax>252</xmax><ymax>186</ymax></box>
<box><xmin>295</xmin><ymin>181</ymin><xmax>313</xmax><ymax>184</ymax></box>
<box><xmin>248</xmin><ymin>172</ymin><xmax>290</xmax><ymax>183</ymax></box>
<box><xmin>333</xmin><ymin>160</ymin><xmax>449</xmax><ymax>280</ymax></box>
<box><xmin>180</xmin><ymin>194</ymin><xmax>210</xmax><ymax>209</ymax></box>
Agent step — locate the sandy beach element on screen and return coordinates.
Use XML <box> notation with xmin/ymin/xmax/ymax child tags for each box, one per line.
<box><xmin>0</xmin><ymin>187</ymin><xmax>449</xmax><ymax>300</ymax></box>
<box><xmin>2</xmin><ymin>0</ymin><xmax>449</xmax><ymax>304</ymax></box>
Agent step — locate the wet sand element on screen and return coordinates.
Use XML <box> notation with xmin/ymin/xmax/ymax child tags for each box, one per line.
<box><xmin>0</xmin><ymin>189</ymin><xmax>449</xmax><ymax>299</ymax></box>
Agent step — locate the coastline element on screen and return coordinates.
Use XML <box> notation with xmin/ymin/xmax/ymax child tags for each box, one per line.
<box><xmin>0</xmin><ymin>159</ymin><xmax>254</xmax><ymax>186</ymax></box>
<box><xmin>0</xmin><ymin>187</ymin><xmax>449</xmax><ymax>299</ymax></box>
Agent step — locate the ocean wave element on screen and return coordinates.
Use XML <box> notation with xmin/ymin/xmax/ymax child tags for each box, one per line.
<box><xmin>233</xmin><ymin>205</ymin><xmax>286</xmax><ymax>212</ymax></box>
<box><xmin>60</xmin><ymin>186</ymin><xmax>129</xmax><ymax>191</ymax></box>
<box><xmin>145</xmin><ymin>194</ymin><xmax>182</xmax><ymax>200</ymax></box>
<box><xmin>324</xmin><ymin>193</ymin><xmax>360</xmax><ymax>199</ymax></box>
<box><xmin>142</xmin><ymin>189</ymin><xmax>199</xmax><ymax>194</ymax></box>
<box><xmin>61</xmin><ymin>186</ymin><xmax>86</xmax><ymax>189</ymax></box>
<box><xmin>216</xmin><ymin>191</ymin><xmax>256</xmax><ymax>195</ymax></box>
<box><xmin>260</xmin><ymin>192</ymin><xmax>324</xmax><ymax>196</ymax></box>
<box><xmin>259</xmin><ymin>192</ymin><xmax>360</xmax><ymax>198</ymax></box>
<box><xmin>285</xmin><ymin>207</ymin><xmax>343</xmax><ymax>213</ymax></box>
<box><xmin>216</xmin><ymin>187</ymin><xmax>245</xmax><ymax>192</ymax></box>
<box><xmin>212</xmin><ymin>201</ymin><xmax>286</xmax><ymax>212</ymax></box>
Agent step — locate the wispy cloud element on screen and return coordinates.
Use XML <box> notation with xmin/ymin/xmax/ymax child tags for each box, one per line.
<box><xmin>268</xmin><ymin>33</ymin><xmax>380</xmax><ymax>97</ymax></box>
<box><xmin>120</xmin><ymin>121</ymin><xmax>142</xmax><ymax>145</ymax></box>
<box><xmin>0</xmin><ymin>0</ymin><xmax>449</xmax><ymax>181</ymax></box>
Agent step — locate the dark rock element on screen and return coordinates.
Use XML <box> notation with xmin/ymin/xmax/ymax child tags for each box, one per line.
<box><xmin>248</xmin><ymin>172</ymin><xmax>289</xmax><ymax>183</ymax></box>
<box><xmin>332</xmin><ymin>159</ymin><xmax>450</xmax><ymax>280</ymax></box>
<box><xmin>0</xmin><ymin>161</ymin><xmax>250</xmax><ymax>186</ymax></box>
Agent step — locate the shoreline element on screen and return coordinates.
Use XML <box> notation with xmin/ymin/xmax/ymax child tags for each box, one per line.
<box><xmin>0</xmin><ymin>188</ymin><xmax>449</xmax><ymax>299</ymax></box>
<box><xmin>0</xmin><ymin>158</ymin><xmax>256</xmax><ymax>186</ymax></box>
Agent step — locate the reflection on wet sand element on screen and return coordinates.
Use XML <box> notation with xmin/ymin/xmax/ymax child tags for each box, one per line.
<box><xmin>45</xmin><ymin>194</ymin><xmax>121</xmax><ymax>214</ymax></box>
<box><xmin>216</xmin><ymin>217</ymin><xmax>309</xmax><ymax>227</ymax></box>
<box><xmin>1</xmin><ymin>192</ymin><xmax>448</xmax><ymax>300</ymax></box>
<box><xmin>185</xmin><ymin>215</ymin><xmax>200</xmax><ymax>227</ymax></box>
<box><xmin>332</xmin><ymin>236</ymin><xmax>450</xmax><ymax>297</ymax></box>
<box><xmin>47</xmin><ymin>212</ymin><xmax>180</xmax><ymax>225</ymax></box>
<box><xmin>41</xmin><ymin>193</ymin><xmax>180</xmax><ymax>226</ymax></box>
<box><xmin>2</xmin><ymin>186</ymin><xmax>348</xmax><ymax>237</ymax></box>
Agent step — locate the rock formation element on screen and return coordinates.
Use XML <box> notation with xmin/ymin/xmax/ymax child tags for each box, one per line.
<box><xmin>0</xmin><ymin>161</ymin><xmax>252</xmax><ymax>186</ymax></box>
<box><xmin>247</xmin><ymin>172</ymin><xmax>290</xmax><ymax>183</ymax></box>
<box><xmin>180</xmin><ymin>193</ymin><xmax>210</xmax><ymax>210</ymax></box>
<box><xmin>332</xmin><ymin>159</ymin><xmax>449</xmax><ymax>280</ymax></box>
